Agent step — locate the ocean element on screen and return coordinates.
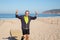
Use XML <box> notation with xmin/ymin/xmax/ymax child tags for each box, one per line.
<box><xmin>0</xmin><ymin>13</ymin><xmax>60</xmax><ymax>18</ymax></box>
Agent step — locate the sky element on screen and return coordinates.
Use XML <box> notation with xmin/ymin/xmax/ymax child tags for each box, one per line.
<box><xmin>0</xmin><ymin>0</ymin><xmax>60</xmax><ymax>14</ymax></box>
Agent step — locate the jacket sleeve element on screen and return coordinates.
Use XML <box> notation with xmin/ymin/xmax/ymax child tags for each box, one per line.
<box><xmin>16</xmin><ymin>14</ymin><xmax>22</xmax><ymax>19</ymax></box>
<box><xmin>30</xmin><ymin>16</ymin><xmax>37</xmax><ymax>20</ymax></box>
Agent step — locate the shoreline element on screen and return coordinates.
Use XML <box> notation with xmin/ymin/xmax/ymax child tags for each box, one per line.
<box><xmin>0</xmin><ymin>16</ymin><xmax>60</xmax><ymax>19</ymax></box>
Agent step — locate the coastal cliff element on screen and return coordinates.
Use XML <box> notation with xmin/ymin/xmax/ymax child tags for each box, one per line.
<box><xmin>43</xmin><ymin>9</ymin><xmax>60</xmax><ymax>14</ymax></box>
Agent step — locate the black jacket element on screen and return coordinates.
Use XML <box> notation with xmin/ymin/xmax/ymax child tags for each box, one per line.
<box><xmin>16</xmin><ymin>14</ymin><xmax>37</xmax><ymax>29</ymax></box>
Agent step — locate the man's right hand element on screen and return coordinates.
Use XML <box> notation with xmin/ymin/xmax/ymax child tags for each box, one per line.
<box><xmin>16</xmin><ymin>10</ymin><xmax>18</xmax><ymax>15</ymax></box>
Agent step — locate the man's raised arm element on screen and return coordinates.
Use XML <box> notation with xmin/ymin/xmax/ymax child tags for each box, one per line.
<box><xmin>15</xmin><ymin>10</ymin><xmax>22</xmax><ymax>19</ymax></box>
<box><xmin>30</xmin><ymin>11</ymin><xmax>38</xmax><ymax>20</ymax></box>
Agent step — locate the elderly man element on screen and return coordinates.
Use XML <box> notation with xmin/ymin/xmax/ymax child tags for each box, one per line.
<box><xmin>16</xmin><ymin>10</ymin><xmax>38</xmax><ymax>40</ymax></box>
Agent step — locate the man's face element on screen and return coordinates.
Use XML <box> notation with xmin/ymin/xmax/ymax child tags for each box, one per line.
<box><xmin>25</xmin><ymin>11</ymin><xmax>29</xmax><ymax>16</ymax></box>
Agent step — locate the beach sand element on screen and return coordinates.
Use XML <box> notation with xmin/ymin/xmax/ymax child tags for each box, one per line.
<box><xmin>0</xmin><ymin>17</ymin><xmax>60</xmax><ymax>40</ymax></box>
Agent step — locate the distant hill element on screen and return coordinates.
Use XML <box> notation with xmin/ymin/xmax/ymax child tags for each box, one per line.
<box><xmin>42</xmin><ymin>9</ymin><xmax>60</xmax><ymax>14</ymax></box>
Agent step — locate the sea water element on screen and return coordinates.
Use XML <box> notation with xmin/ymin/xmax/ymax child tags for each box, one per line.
<box><xmin>0</xmin><ymin>13</ymin><xmax>60</xmax><ymax>18</ymax></box>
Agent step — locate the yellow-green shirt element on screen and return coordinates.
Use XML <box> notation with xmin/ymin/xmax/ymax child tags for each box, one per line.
<box><xmin>24</xmin><ymin>16</ymin><xmax>29</xmax><ymax>24</ymax></box>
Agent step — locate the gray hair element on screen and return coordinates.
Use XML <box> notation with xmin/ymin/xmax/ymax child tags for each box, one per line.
<box><xmin>25</xmin><ymin>10</ymin><xmax>30</xmax><ymax>13</ymax></box>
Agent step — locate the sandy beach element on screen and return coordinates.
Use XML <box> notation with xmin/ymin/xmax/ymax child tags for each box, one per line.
<box><xmin>0</xmin><ymin>17</ymin><xmax>60</xmax><ymax>40</ymax></box>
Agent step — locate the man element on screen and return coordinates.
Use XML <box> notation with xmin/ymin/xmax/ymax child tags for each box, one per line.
<box><xmin>16</xmin><ymin>10</ymin><xmax>38</xmax><ymax>40</ymax></box>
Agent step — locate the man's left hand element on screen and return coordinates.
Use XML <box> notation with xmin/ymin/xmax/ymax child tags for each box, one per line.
<box><xmin>35</xmin><ymin>11</ymin><xmax>38</xmax><ymax>17</ymax></box>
